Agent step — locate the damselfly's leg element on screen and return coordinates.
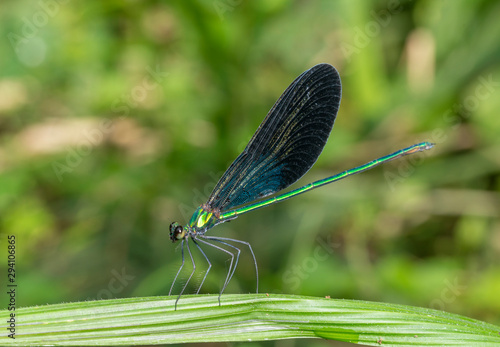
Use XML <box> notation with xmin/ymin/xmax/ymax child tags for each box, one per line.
<box><xmin>204</xmin><ymin>236</ymin><xmax>259</xmax><ymax>294</ymax></box>
<box><xmin>206</xmin><ymin>239</ymin><xmax>241</xmax><ymax>302</ymax></box>
<box><xmin>169</xmin><ymin>239</ymin><xmax>185</xmax><ymax>296</ymax></box>
<box><xmin>175</xmin><ymin>238</ymin><xmax>195</xmax><ymax>310</ymax></box>
<box><xmin>191</xmin><ymin>238</ymin><xmax>212</xmax><ymax>294</ymax></box>
<box><xmin>196</xmin><ymin>237</ymin><xmax>235</xmax><ymax>306</ymax></box>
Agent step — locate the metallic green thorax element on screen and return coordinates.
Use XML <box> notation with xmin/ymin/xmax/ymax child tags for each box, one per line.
<box><xmin>169</xmin><ymin>206</ymin><xmax>222</xmax><ymax>242</ymax></box>
<box><xmin>170</xmin><ymin>205</ymin><xmax>228</xmax><ymax>242</ymax></box>
<box><xmin>188</xmin><ymin>206</ymin><xmax>221</xmax><ymax>233</ymax></box>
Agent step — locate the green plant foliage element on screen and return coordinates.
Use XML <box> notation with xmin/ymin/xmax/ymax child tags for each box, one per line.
<box><xmin>1</xmin><ymin>294</ymin><xmax>499</xmax><ymax>346</ymax></box>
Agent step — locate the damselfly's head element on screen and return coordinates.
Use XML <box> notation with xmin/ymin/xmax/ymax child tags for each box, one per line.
<box><xmin>169</xmin><ymin>222</ymin><xmax>186</xmax><ymax>242</ymax></box>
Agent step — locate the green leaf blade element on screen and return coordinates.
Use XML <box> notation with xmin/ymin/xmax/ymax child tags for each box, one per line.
<box><xmin>1</xmin><ymin>294</ymin><xmax>499</xmax><ymax>346</ymax></box>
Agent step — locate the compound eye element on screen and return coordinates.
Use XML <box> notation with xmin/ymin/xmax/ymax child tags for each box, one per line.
<box><xmin>174</xmin><ymin>225</ymin><xmax>183</xmax><ymax>236</ymax></box>
<box><xmin>169</xmin><ymin>222</ymin><xmax>185</xmax><ymax>242</ymax></box>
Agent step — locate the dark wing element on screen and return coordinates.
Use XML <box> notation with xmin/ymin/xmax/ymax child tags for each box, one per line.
<box><xmin>206</xmin><ymin>63</ymin><xmax>342</xmax><ymax>212</ymax></box>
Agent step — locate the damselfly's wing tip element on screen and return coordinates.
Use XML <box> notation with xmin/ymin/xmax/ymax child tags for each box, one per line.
<box><xmin>313</xmin><ymin>62</ymin><xmax>335</xmax><ymax>69</ymax></box>
<box><xmin>311</xmin><ymin>63</ymin><xmax>340</xmax><ymax>78</ymax></box>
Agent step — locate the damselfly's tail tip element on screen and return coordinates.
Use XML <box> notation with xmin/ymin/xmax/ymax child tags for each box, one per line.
<box><xmin>423</xmin><ymin>142</ymin><xmax>436</xmax><ymax>150</ymax></box>
<box><xmin>407</xmin><ymin>142</ymin><xmax>435</xmax><ymax>155</ymax></box>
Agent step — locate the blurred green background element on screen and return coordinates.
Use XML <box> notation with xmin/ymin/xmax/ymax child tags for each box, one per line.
<box><xmin>1</xmin><ymin>0</ymin><xmax>499</xmax><ymax>346</ymax></box>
